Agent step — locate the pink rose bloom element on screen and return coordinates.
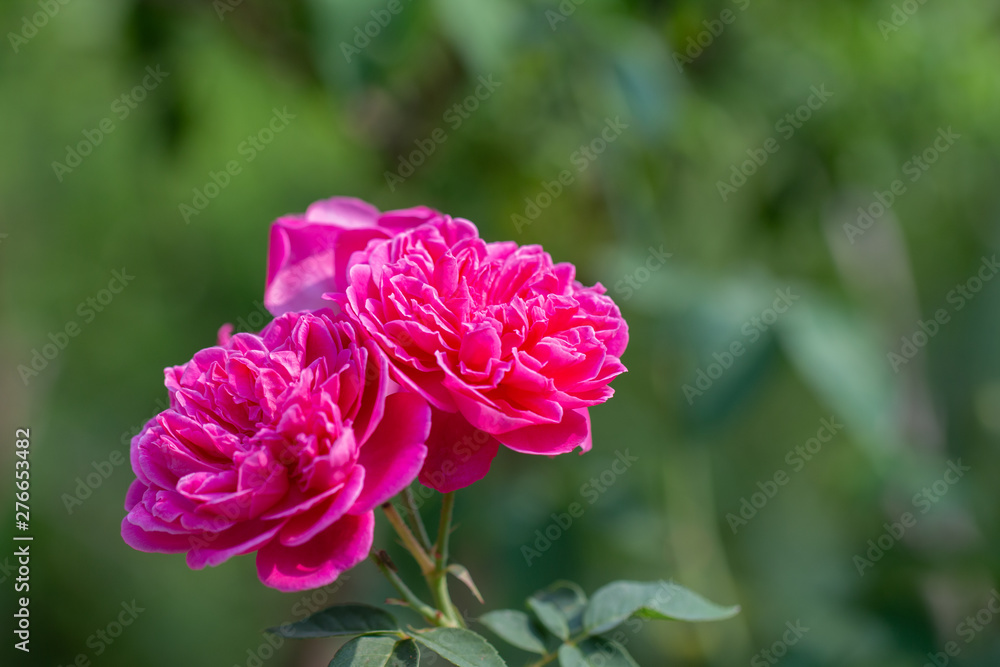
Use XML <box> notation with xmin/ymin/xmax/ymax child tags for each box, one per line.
<box><xmin>338</xmin><ymin>216</ymin><xmax>628</xmax><ymax>493</ymax></box>
<box><xmin>265</xmin><ymin>197</ymin><xmax>441</xmax><ymax>316</ymax></box>
<box><xmin>121</xmin><ymin>310</ymin><xmax>430</xmax><ymax>591</ymax></box>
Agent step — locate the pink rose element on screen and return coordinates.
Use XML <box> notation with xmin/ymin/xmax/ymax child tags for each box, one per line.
<box><xmin>121</xmin><ymin>310</ymin><xmax>430</xmax><ymax>591</ymax></box>
<box><xmin>338</xmin><ymin>216</ymin><xmax>628</xmax><ymax>492</ymax></box>
<box><xmin>264</xmin><ymin>197</ymin><xmax>444</xmax><ymax>316</ymax></box>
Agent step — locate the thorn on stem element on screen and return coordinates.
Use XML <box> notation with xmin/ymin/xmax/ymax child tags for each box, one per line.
<box><xmin>375</xmin><ymin>549</ymin><xmax>398</xmax><ymax>572</ymax></box>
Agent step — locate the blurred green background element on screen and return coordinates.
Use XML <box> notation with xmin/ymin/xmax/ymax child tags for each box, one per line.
<box><xmin>3</xmin><ymin>0</ymin><xmax>1000</xmax><ymax>665</ymax></box>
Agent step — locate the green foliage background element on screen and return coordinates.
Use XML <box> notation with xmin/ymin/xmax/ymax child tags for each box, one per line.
<box><xmin>2</xmin><ymin>0</ymin><xmax>1000</xmax><ymax>665</ymax></box>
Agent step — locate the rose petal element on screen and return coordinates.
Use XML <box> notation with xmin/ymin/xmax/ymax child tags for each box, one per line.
<box><xmin>186</xmin><ymin>518</ymin><xmax>284</xmax><ymax>569</ymax></box>
<box><xmin>256</xmin><ymin>512</ymin><xmax>374</xmax><ymax>592</ymax></box>
<box><xmin>419</xmin><ymin>409</ymin><xmax>501</xmax><ymax>493</ymax></box>
<box><xmin>278</xmin><ymin>466</ymin><xmax>365</xmax><ymax>547</ymax></box>
<box><xmin>121</xmin><ymin>517</ymin><xmax>193</xmax><ymax>553</ymax></box>
<box><xmin>265</xmin><ymin>198</ymin><xmax>433</xmax><ymax>316</ymax></box>
<box><xmin>494</xmin><ymin>408</ymin><xmax>591</xmax><ymax>455</ymax></box>
<box><xmin>350</xmin><ymin>392</ymin><xmax>430</xmax><ymax>513</ymax></box>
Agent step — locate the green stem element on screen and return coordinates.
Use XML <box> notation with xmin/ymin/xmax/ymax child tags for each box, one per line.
<box><xmin>401</xmin><ymin>487</ymin><xmax>433</xmax><ymax>551</ymax></box>
<box><xmin>379</xmin><ymin>492</ymin><xmax>464</xmax><ymax>628</ymax></box>
<box><xmin>434</xmin><ymin>492</ymin><xmax>456</xmax><ymax>567</ymax></box>
<box><xmin>430</xmin><ymin>570</ymin><xmax>462</xmax><ymax>627</ymax></box>
<box><xmin>428</xmin><ymin>492</ymin><xmax>464</xmax><ymax>627</ymax></box>
<box><xmin>525</xmin><ymin>633</ymin><xmax>589</xmax><ymax>667</ymax></box>
<box><xmin>370</xmin><ymin>552</ymin><xmax>444</xmax><ymax>627</ymax></box>
<box><xmin>381</xmin><ymin>502</ymin><xmax>436</xmax><ymax>575</ymax></box>
<box><xmin>525</xmin><ymin>654</ymin><xmax>559</xmax><ymax>667</ymax></box>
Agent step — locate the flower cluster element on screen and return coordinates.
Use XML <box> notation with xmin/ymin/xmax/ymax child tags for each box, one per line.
<box><xmin>122</xmin><ymin>197</ymin><xmax>628</xmax><ymax>590</ymax></box>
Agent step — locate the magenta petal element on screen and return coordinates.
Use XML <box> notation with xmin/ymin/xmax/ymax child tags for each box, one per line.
<box><xmin>495</xmin><ymin>408</ymin><xmax>591</xmax><ymax>455</ymax></box>
<box><xmin>124</xmin><ymin>479</ymin><xmax>147</xmax><ymax>511</ymax></box>
<box><xmin>459</xmin><ymin>323</ymin><xmax>501</xmax><ymax>370</ymax></box>
<box><xmin>448</xmin><ymin>384</ymin><xmax>541</xmax><ymax>434</ymax></box>
<box><xmin>256</xmin><ymin>512</ymin><xmax>374</xmax><ymax>592</ymax></box>
<box><xmin>347</xmin><ymin>339</ymin><xmax>390</xmax><ymax>445</ymax></box>
<box><xmin>263</xmin><ymin>197</ymin><xmax>437</xmax><ymax>317</ymax></box>
<box><xmin>121</xmin><ymin>517</ymin><xmax>193</xmax><ymax>553</ymax></box>
<box><xmin>419</xmin><ymin>409</ymin><xmax>501</xmax><ymax>493</ymax></box>
<box><xmin>265</xmin><ymin>223</ymin><xmax>337</xmax><ymax>316</ymax></box>
<box><xmin>350</xmin><ymin>392</ymin><xmax>430</xmax><ymax>514</ymax></box>
<box><xmin>279</xmin><ymin>466</ymin><xmax>365</xmax><ymax>547</ymax></box>
<box><xmin>186</xmin><ymin>519</ymin><xmax>283</xmax><ymax>569</ymax></box>
<box><xmin>260</xmin><ymin>479</ymin><xmax>342</xmax><ymax>521</ymax></box>
<box><xmin>265</xmin><ymin>223</ymin><xmax>385</xmax><ymax>316</ymax></box>
<box><xmin>376</xmin><ymin>205</ymin><xmax>443</xmax><ymax>230</ymax></box>
<box><xmin>303</xmin><ymin>197</ymin><xmax>381</xmax><ymax>227</ymax></box>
